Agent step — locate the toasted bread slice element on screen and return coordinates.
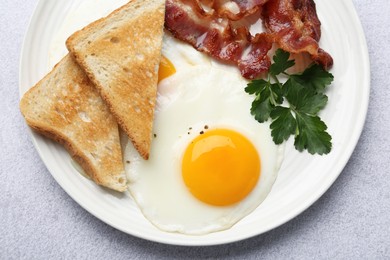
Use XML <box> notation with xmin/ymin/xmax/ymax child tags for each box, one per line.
<box><xmin>66</xmin><ymin>0</ymin><xmax>166</xmax><ymax>160</ymax></box>
<box><xmin>20</xmin><ymin>55</ymin><xmax>127</xmax><ymax>192</ymax></box>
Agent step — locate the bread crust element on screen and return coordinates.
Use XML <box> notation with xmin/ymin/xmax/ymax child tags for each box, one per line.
<box><xmin>20</xmin><ymin>55</ymin><xmax>127</xmax><ymax>192</ymax></box>
<box><xmin>66</xmin><ymin>0</ymin><xmax>166</xmax><ymax>160</ymax></box>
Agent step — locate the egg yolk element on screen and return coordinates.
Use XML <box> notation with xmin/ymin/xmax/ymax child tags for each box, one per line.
<box><xmin>158</xmin><ymin>56</ymin><xmax>176</xmax><ymax>82</ymax></box>
<box><xmin>182</xmin><ymin>129</ymin><xmax>261</xmax><ymax>206</ymax></box>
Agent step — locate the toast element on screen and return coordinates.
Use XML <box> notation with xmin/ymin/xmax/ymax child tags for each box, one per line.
<box><xmin>66</xmin><ymin>0</ymin><xmax>166</xmax><ymax>160</ymax></box>
<box><xmin>20</xmin><ymin>55</ymin><xmax>127</xmax><ymax>192</ymax></box>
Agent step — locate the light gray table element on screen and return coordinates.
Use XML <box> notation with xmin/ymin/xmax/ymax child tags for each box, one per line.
<box><xmin>1</xmin><ymin>0</ymin><xmax>389</xmax><ymax>259</ymax></box>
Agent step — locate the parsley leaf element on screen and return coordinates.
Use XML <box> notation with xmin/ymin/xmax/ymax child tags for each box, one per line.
<box><xmin>294</xmin><ymin>114</ymin><xmax>332</xmax><ymax>155</ymax></box>
<box><xmin>270</xmin><ymin>49</ymin><xmax>295</xmax><ymax>76</ymax></box>
<box><xmin>270</xmin><ymin>106</ymin><xmax>296</xmax><ymax>144</ymax></box>
<box><xmin>250</xmin><ymin>97</ymin><xmax>272</xmax><ymax>123</ymax></box>
<box><xmin>291</xmin><ymin>64</ymin><xmax>334</xmax><ymax>93</ymax></box>
<box><xmin>245</xmin><ymin>49</ymin><xmax>334</xmax><ymax>155</ymax></box>
<box><xmin>284</xmin><ymin>78</ymin><xmax>328</xmax><ymax>115</ymax></box>
<box><xmin>245</xmin><ymin>80</ymin><xmax>283</xmax><ymax>123</ymax></box>
<box><xmin>245</xmin><ymin>79</ymin><xmax>268</xmax><ymax>95</ymax></box>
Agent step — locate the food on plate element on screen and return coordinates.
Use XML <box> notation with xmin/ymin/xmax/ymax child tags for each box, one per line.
<box><xmin>124</xmin><ymin>62</ymin><xmax>284</xmax><ymax>234</ymax></box>
<box><xmin>262</xmin><ymin>0</ymin><xmax>333</xmax><ymax>70</ymax></box>
<box><xmin>165</xmin><ymin>0</ymin><xmax>334</xmax><ymax>154</ymax></box>
<box><xmin>164</xmin><ymin>0</ymin><xmax>273</xmax><ymax>79</ymax></box>
<box><xmin>66</xmin><ymin>0</ymin><xmax>166</xmax><ymax>160</ymax></box>
<box><xmin>21</xmin><ymin>0</ymin><xmax>334</xmax><ymax>235</ymax></box>
<box><xmin>164</xmin><ymin>0</ymin><xmax>332</xmax><ymax>79</ymax></box>
<box><xmin>158</xmin><ymin>55</ymin><xmax>176</xmax><ymax>82</ymax></box>
<box><xmin>20</xmin><ymin>55</ymin><xmax>127</xmax><ymax>192</ymax></box>
<box><xmin>245</xmin><ymin>49</ymin><xmax>334</xmax><ymax>155</ymax></box>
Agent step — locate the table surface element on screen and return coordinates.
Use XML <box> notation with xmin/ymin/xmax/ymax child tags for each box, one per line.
<box><xmin>1</xmin><ymin>0</ymin><xmax>389</xmax><ymax>259</ymax></box>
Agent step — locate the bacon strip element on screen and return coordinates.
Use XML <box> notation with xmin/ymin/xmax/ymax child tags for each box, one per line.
<box><xmin>165</xmin><ymin>0</ymin><xmax>333</xmax><ymax>79</ymax></box>
<box><xmin>198</xmin><ymin>0</ymin><xmax>270</xmax><ymax>20</ymax></box>
<box><xmin>262</xmin><ymin>0</ymin><xmax>333</xmax><ymax>69</ymax></box>
<box><xmin>165</xmin><ymin>0</ymin><xmax>243</xmax><ymax>61</ymax></box>
<box><xmin>228</xmin><ymin>0</ymin><xmax>270</xmax><ymax>17</ymax></box>
<box><xmin>238</xmin><ymin>33</ymin><xmax>273</xmax><ymax>79</ymax></box>
<box><xmin>165</xmin><ymin>0</ymin><xmax>272</xmax><ymax>79</ymax></box>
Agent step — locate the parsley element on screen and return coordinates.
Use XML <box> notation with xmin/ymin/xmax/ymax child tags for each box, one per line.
<box><xmin>245</xmin><ymin>49</ymin><xmax>334</xmax><ymax>155</ymax></box>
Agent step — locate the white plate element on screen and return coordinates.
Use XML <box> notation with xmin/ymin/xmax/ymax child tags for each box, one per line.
<box><xmin>19</xmin><ymin>0</ymin><xmax>370</xmax><ymax>246</ymax></box>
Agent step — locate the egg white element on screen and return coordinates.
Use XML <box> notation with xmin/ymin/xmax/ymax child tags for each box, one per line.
<box><xmin>124</xmin><ymin>61</ymin><xmax>284</xmax><ymax>234</ymax></box>
<box><xmin>161</xmin><ymin>33</ymin><xmax>212</xmax><ymax>72</ymax></box>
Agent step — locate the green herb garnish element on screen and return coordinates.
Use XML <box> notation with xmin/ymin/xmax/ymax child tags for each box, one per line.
<box><xmin>245</xmin><ymin>49</ymin><xmax>334</xmax><ymax>155</ymax></box>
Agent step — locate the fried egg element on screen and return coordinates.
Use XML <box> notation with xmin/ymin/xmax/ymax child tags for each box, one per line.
<box><xmin>124</xmin><ymin>39</ymin><xmax>284</xmax><ymax>234</ymax></box>
<box><xmin>49</xmin><ymin>0</ymin><xmax>284</xmax><ymax>235</ymax></box>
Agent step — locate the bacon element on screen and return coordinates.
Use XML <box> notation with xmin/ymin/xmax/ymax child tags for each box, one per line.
<box><xmin>196</xmin><ymin>0</ymin><xmax>270</xmax><ymax>20</ymax></box>
<box><xmin>228</xmin><ymin>0</ymin><xmax>270</xmax><ymax>17</ymax></box>
<box><xmin>165</xmin><ymin>0</ymin><xmax>244</xmax><ymax>61</ymax></box>
<box><xmin>238</xmin><ymin>33</ymin><xmax>273</xmax><ymax>79</ymax></box>
<box><xmin>165</xmin><ymin>0</ymin><xmax>273</xmax><ymax>79</ymax></box>
<box><xmin>262</xmin><ymin>0</ymin><xmax>333</xmax><ymax>69</ymax></box>
<box><xmin>165</xmin><ymin>0</ymin><xmax>333</xmax><ymax>79</ymax></box>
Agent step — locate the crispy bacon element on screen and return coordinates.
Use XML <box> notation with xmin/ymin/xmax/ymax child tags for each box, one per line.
<box><xmin>165</xmin><ymin>0</ymin><xmax>333</xmax><ymax>79</ymax></box>
<box><xmin>238</xmin><ymin>33</ymin><xmax>273</xmax><ymax>79</ymax></box>
<box><xmin>227</xmin><ymin>0</ymin><xmax>270</xmax><ymax>18</ymax></box>
<box><xmin>165</xmin><ymin>0</ymin><xmax>272</xmax><ymax>79</ymax></box>
<box><xmin>165</xmin><ymin>0</ymin><xmax>244</xmax><ymax>61</ymax></box>
<box><xmin>196</xmin><ymin>0</ymin><xmax>270</xmax><ymax>20</ymax></box>
<box><xmin>262</xmin><ymin>0</ymin><xmax>333</xmax><ymax>69</ymax></box>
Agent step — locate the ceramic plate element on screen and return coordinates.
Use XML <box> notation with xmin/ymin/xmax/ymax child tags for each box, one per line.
<box><xmin>19</xmin><ymin>0</ymin><xmax>370</xmax><ymax>246</ymax></box>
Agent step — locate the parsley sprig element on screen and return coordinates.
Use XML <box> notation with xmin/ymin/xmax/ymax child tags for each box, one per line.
<box><xmin>245</xmin><ymin>49</ymin><xmax>334</xmax><ymax>155</ymax></box>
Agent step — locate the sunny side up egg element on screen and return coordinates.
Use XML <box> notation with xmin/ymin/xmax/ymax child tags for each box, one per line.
<box><xmin>124</xmin><ymin>34</ymin><xmax>285</xmax><ymax>235</ymax></box>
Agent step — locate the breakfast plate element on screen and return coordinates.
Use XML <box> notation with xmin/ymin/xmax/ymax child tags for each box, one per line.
<box><xmin>19</xmin><ymin>0</ymin><xmax>369</xmax><ymax>246</ymax></box>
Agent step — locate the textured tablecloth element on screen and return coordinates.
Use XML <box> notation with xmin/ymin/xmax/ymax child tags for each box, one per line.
<box><xmin>1</xmin><ymin>0</ymin><xmax>389</xmax><ymax>258</ymax></box>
